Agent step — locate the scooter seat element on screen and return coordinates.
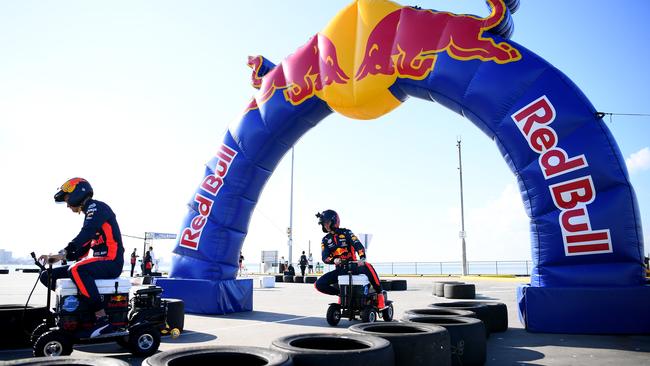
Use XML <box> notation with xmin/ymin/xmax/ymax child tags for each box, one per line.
<box><xmin>56</xmin><ymin>277</ymin><xmax>131</xmax><ymax>297</ymax></box>
<box><xmin>337</xmin><ymin>274</ymin><xmax>369</xmax><ymax>286</ymax></box>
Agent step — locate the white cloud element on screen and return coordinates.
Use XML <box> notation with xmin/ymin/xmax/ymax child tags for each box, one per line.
<box><xmin>463</xmin><ymin>183</ymin><xmax>530</xmax><ymax>261</ymax></box>
<box><xmin>626</xmin><ymin>147</ymin><xmax>650</xmax><ymax>174</ymax></box>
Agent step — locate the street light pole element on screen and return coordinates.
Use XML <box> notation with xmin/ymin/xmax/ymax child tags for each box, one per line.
<box><xmin>457</xmin><ymin>138</ymin><xmax>468</xmax><ymax>276</ymax></box>
<box><xmin>288</xmin><ymin>147</ymin><xmax>295</xmax><ymax>265</ymax></box>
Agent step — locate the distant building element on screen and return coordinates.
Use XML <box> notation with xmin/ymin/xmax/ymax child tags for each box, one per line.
<box><xmin>0</xmin><ymin>249</ymin><xmax>12</xmax><ymax>263</ymax></box>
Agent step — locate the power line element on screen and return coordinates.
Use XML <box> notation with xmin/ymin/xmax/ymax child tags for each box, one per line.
<box><xmin>596</xmin><ymin>111</ymin><xmax>650</xmax><ymax>123</ymax></box>
<box><xmin>123</xmin><ymin>234</ymin><xmax>145</xmax><ymax>240</ymax></box>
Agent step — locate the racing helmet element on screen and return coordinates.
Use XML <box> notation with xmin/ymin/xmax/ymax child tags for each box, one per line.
<box><xmin>54</xmin><ymin>178</ymin><xmax>93</xmax><ymax>207</ymax></box>
<box><xmin>316</xmin><ymin>209</ymin><xmax>339</xmax><ymax>232</ymax></box>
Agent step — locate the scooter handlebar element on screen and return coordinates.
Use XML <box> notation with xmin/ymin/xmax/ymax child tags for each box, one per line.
<box><xmin>31</xmin><ymin>252</ymin><xmax>46</xmax><ymax>271</ymax></box>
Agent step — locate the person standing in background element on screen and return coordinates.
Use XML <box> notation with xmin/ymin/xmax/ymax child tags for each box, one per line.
<box><xmin>299</xmin><ymin>251</ymin><xmax>308</xmax><ymax>277</ymax></box>
<box><xmin>130</xmin><ymin>248</ymin><xmax>139</xmax><ymax>277</ymax></box>
<box><xmin>143</xmin><ymin>250</ymin><xmax>153</xmax><ymax>276</ymax></box>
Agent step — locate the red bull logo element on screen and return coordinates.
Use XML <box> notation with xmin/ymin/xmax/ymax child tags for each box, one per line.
<box><xmin>247</xmin><ymin>33</ymin><xmax>349</xmax><ymax>111</ymax></box>
<box><xmin>245</xmin><ymin>0</ymin><xmax>521</xmax><ymax>119</ymax></box>
<box><xmin>356</xmin><ymin>0</ymin><xmax>521</xmax><ymax>81</ymax></box>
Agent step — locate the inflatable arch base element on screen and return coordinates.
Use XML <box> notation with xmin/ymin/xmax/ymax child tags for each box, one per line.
<box><xmin>155</xmin><ymin>278</ymin><xmax>253</xmax><ymax>314</ymax></box>
<box><xmin>517</xmin><ymin>285</ymin><xmax>650</xmax><ymax>334</ymax></box>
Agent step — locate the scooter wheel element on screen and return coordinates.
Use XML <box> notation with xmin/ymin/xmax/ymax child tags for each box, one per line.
<box><xmin>128</xmin><ymin>327</ymin><xmax>161</xmax><ymax>357</ymax></box>
<box><xmin>381</xmin><ymin>303</ymin><xmax>394</xmax><ymax>322</ymax></box>
<box><xmin>361</xmin><ymin>306</ymin><xmax>378</xmax><ymax>323</ymax></box>
<box><xmin>326</xmin><ymin>304</ymin><xmax>342</xmax><ymax>326</ymax></box>
<box><xmin>33</xmin><ymin>330</ymin><xmax>73</xmax><ymax>357</ymax></box>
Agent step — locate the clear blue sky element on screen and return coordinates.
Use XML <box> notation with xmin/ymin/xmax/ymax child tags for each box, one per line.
<box><xmin>1</xmin><ymin>1</ymin><xmax>648</xmax><ymax>265</ymax></box>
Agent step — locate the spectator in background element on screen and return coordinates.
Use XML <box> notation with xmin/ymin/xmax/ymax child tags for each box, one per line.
<box><xmin>239</xmin><ymin>251</ymin><xmax>245</xmax><ymax>276</ymax></box>
<box><xmin>299</xmin><ymin>251</ymin><xmax>308</xmax><ymax>276</ymax></box>
<box><xmin>130</xmin><ymin>248</ymin><xmax>139</xmax><ymax>277</ymax></box>
<box><xmin>143</xmin><ymin>250</ymin><xmax>153</xmax><ymax>276</ymax></box>
<box><xmin>279</xmin><ymin>256</ymin><xmax>286</xmax><ymax>273</ymax></box>
<box><xmin>148</xmin><ymin>246</ymin><xmax>157</xmax><ymax>272</ymax></box>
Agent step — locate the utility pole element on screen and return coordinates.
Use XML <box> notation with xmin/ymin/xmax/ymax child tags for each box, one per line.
<box><xmin>288</xmin><ymin>147</ymin><xmax>295</xmax><ymax>265</ymax></box>
<box><xmin>457</xmin><ymin>137</ymin><xmax>468</xmax><ymax>275</ymax></box>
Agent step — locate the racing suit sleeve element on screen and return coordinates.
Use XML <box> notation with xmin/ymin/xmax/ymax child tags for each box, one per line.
<box><xmin>347</xmin><ymin>230</ymin><xmax>366</xmax><ymax>260</ymax></box>
<box><xmin>63</xmin><ymin>202</ymin><xmax>108</xmax><ymax>261</ymax></box>
<box><xmin>321</xmin><ymin>237</ymin><xmax>334</xmax><ymax>264</ymax></box>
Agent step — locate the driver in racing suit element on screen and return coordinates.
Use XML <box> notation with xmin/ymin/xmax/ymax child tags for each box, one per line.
<box><xmin>39</xmin><ymin>178</ymin><xmax>124</xmax><ymax>338</ymax></box>
<box><xmin>313</xmin><ymin>209</ymin><xmax>385</xmax><ymax>309</ymax></box>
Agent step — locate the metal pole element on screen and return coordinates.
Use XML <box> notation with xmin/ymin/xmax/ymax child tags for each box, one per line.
<box><xmin>288</xmin><ymin>147</ymin><xmax>295</xmax><ymax>265</ymax></box>
<box><xmin>457</xmin><ymin>138</ymin><xmax>468</xmax><ymax>276</ymax></box>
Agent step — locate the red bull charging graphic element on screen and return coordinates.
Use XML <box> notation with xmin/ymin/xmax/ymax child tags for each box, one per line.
<box><xmin>160</xmin><ymin>0</ymin><xmax>648</xmax><ymax>335</ymax></box>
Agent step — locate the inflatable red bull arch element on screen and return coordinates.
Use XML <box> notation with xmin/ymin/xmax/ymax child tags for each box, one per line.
<box><xmin>156</xmin><ymin>0</ymin><xmax>649</xmax><ymax>333</ymax></box>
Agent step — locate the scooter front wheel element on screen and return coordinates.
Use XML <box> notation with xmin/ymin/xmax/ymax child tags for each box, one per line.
<box><xmin>33</xmin><ymin>330</ymin><xmax>73</xmax><ymax>357</ymax></box>
<box><xmin>128</xmin><ymin>326</ymin><xmax>161</xmax><ymax>357</ymax></box>
<box><xmin>326</xmin><ymin>304</ymin><xmax>341</xmax><ymax>326</ymax></box>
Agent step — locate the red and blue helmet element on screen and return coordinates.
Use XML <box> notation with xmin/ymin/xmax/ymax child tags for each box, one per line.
<box><xmin>54</xmin><ymin>178</ymin><xmax>93</xmax><ymax>207</ymax></box>
<box><xmin>316</xmin><ymin>209</ymin><xmax>340</xmax><ymax>232</ymax></box>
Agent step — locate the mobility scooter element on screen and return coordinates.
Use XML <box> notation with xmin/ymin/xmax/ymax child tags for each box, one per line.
<box><xmin>29</xmin><ymin>252</ymin><xmax>169</xmax><ymax>357</ymax></box>
<box><xmin>326</xmin><ymin>261</ymin><xmax>394</xmax><ymax>326</ymax></box>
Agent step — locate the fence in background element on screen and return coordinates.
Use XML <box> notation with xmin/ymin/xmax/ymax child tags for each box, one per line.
<box><xmin>248</xmin><ymin>260</ymin><xmax>532</xmax><ymax>276</ymax></box>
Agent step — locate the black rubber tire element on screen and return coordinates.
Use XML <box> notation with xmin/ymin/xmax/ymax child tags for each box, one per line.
<box><xmin>429</xmin><ymin>302</ymin><xmax>490</xmax><ymax>337</ymax></box>
<box><xmin>401</xmin><ymin>316</ymin><xmax>486</xmax><ymax>366</ymax></box>
<box><xmin>271</xmin><ymin>333</ymin><xmax>394</xmax><ymax>366</ymax></box>
<box><xmin>294</xmin><ymin>275</ymin><xmax>304</xmax><ymax>283</ymax></box>
<box><xmin>33</xmin><ymin>330</ymin><xmax>73</xmax><ymax>357</ymax></box>
<box><xmin>275</xmin><ymin>274</ymin><xmax>284</xmax><ymax>282</ymax></box>
<box><xmin>142</xmin><ymin>345</ymin><xmax>292</xmax><ymax>366</ymax></box>
<box><xmin>0</xmin><ymin>269</ymin><xmax>8</xmax><ymax>274</ymax></box>
<box><xmin>162</xmin><ymin>298</ymin><xmax>185</xmax><ymax>332</ymax></box>
<box><xmin>349</xmin><ymin>322</ymin><xmax>451</xmax><ymax>366</ymax></box>
<box><xmin>381</xmin><ymin>303</ymin><xmax>394</xmax><ymax>322</ymax></box>
<box><xmin>1</xmin><ymin>305</ymin><xmax>52</xmax><ymax>348</ymax></box>
<box><xmin>22</xmin><ymin>268</ymin><xmax>41</xmax><ymax>273</ymax></box>
<box><xmin>4</xmin><ymin>356</ymin><xmax>130</xmax><ymax>365</ymax></box>
<box><xmin>380</xmin><ymin>280</ymin><xmax>392</xmax><ymax>291</ymax></box>
<box><xmin>326</xmin><ymin>304</ymin><xmax>342</xmax><ymax>326</ymax></box>
<box><xmin>443</xmin><ymin>283</ymin><xmax>475</xmax><ymax>299</ymax></box>
<box><xmin>128</xmin><ymin>326</ymin><xmax>161</xmax><ymax>357</ymax></box>
<box><xmin>283</xmin><ymin>275</ymin><xmax>294</xmax><ymax>283</ymax></box>
<box><xmin>304</xmin><ymin>276</ymin><xmax>317</xmax><ymax>284</ymax></box>
<box><xmin>402</xmin><ymin>308</ymin><xmax>476</xmax><ymax>321</ymax></box>
<box><xmin>390</xmin><ymin>279</ymin><xmax>407</xmax><ymax>291</ymax></box>
<box><xmin>468</xmin><ymin>301</ymin><xmax>508</xmax><ymax>333</ymax></box>
<box><xmin>433</xmin><ymin>281</ymin><xmax>463</xmax><ymax>297</ymax></box>
<box><xmin>361</xmin><ymin>306</ymin><xmax>378</xmax><ymax>323</ymax></box>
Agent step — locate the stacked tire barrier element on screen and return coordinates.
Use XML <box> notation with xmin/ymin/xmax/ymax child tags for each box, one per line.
<box><xmin>143</xmin><ymin>346</ymin><xmax>292</xmax><ymax>366</ymax></box>
<box><xmin>389</xmin><ymin>280</ymin><xmax>407</xmax><ymax>291</ymax></box>
<box><xmin>271</xmin><ymin>333</ymin><xmax>394</xmax><ymax>366</ymax></box>
<box><xmin>430</xmin><ymin>301</ymin><xmax>508</xmax><ymax>333</ymax></box>
<box><xmin>433</xmin><ymin>281</ymin><xmax>475</xmax><ymax>299</ymax></box>
<box><xmin>144</xmin><ymin>334</ymin><xmax>396</xmax><ymax>366</ymax></box>
<box><xmin>402</xmin><ymin>308</ymin><xmax>477</xmax><ymax>320</ymax></box>
<box><xmin>1</xmin><ymin>305</ymin><xmax>52</xmax><ymax>349</ymax></box>
<box><xmin>349</xmin><ymin>322</ymin><xmax>451</xmax><ymax>366</ymax></box>
<box><xmin>4</xmin><ymin>357</ymin><xmax>129</xmax><ymax>366</ymax></box>
<box><xmin>401</xmin><ymin>316</ymin><xmax>486</xmax><ymax>366</ymax></box>
<box><xmin>162</xmin><ymin>298</ymin><xmax>185</xmax><ymax>332</ymax></box>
